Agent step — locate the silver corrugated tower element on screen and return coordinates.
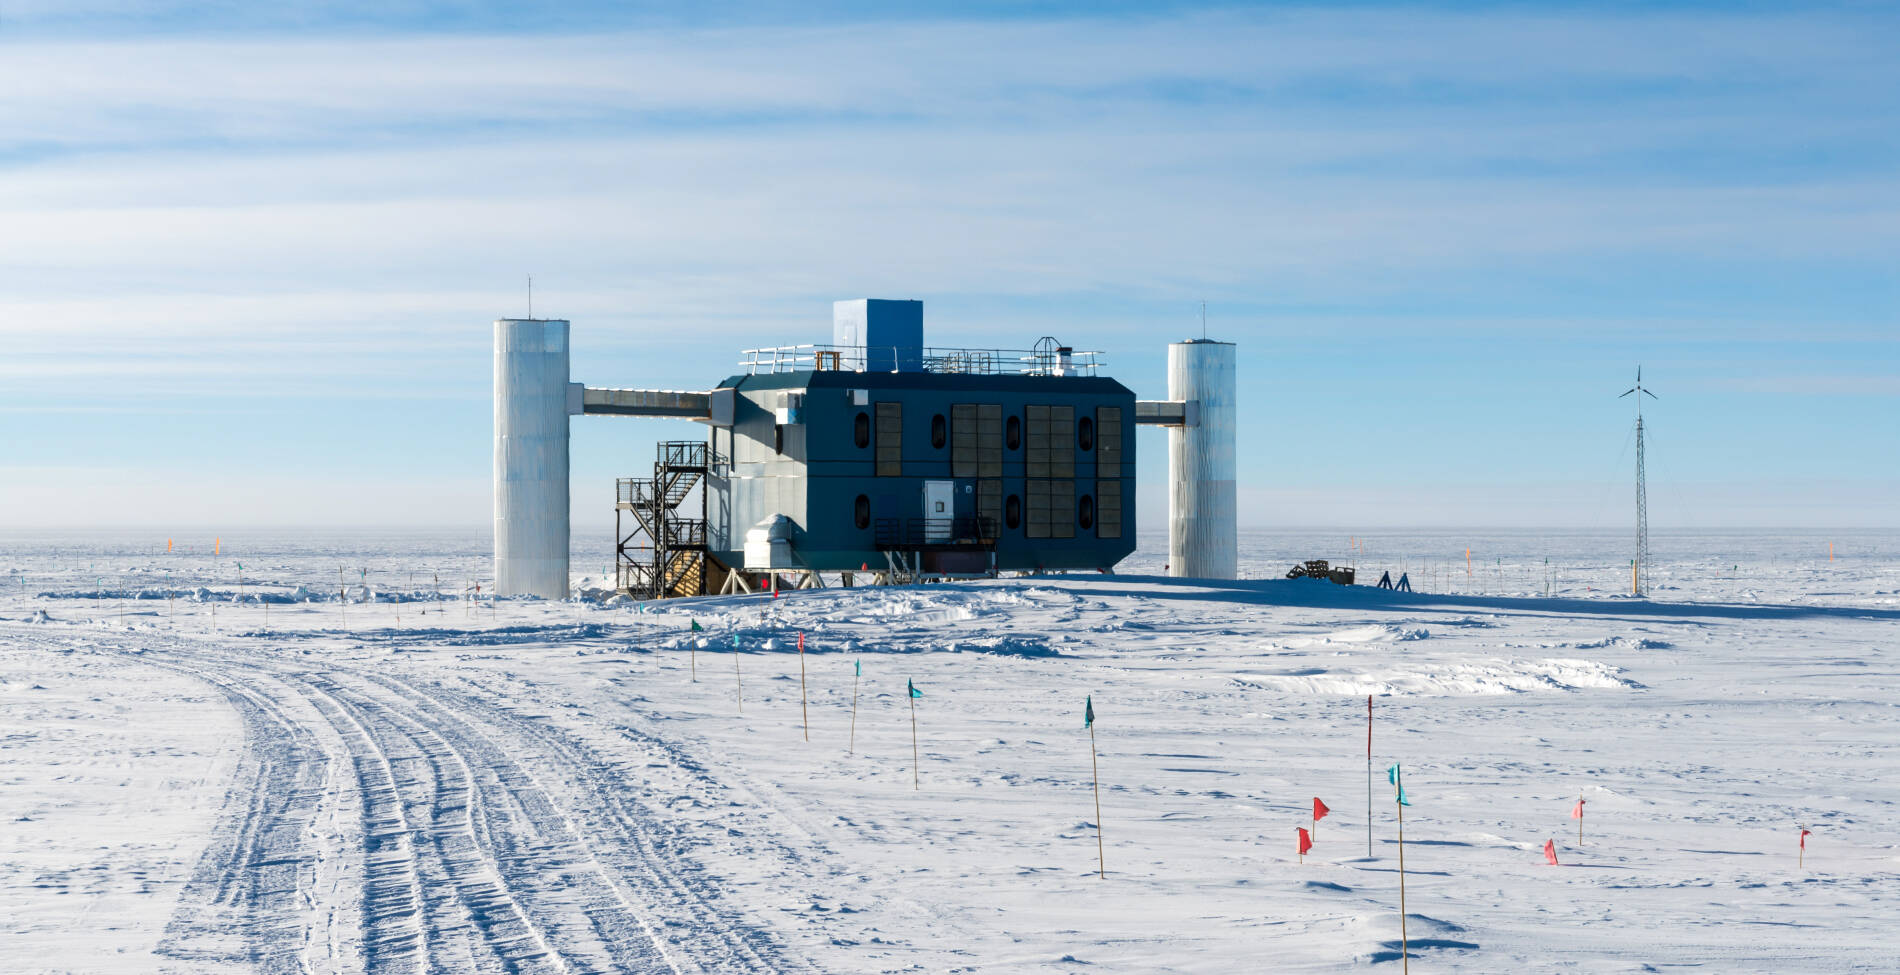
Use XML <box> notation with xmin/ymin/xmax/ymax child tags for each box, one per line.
<box><xmin>1167</xmin><ymin>339</ymin><xmax>1237</xmax><ymax>579</ymax></box>
<box><xmin>494</xmin><ymin>318</ymin><xmax>573</xmax><ymax>599</ymax></box>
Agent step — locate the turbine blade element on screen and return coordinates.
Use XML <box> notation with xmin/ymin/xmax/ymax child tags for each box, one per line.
<box><xmin>1619</xmin><ymin>389</ymin><xmax>1635</xmax><ymax>398</ymax></box>
<box><xmin>1644</xmin><ymin>389</ymin><xmax>1659</xmax><ymax>399</ymax></box>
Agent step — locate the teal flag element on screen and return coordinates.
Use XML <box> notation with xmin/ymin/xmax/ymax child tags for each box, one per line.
<box><xmin>855</xmin><ymin>659</ymin><xmax>861</xmax><ymax>677</ymax></box>
<box><xmin>908</xmin><ymin>679</ymin><xmax>922</xmax><ymax>699</ymax></box>
<box><xmin>1084</xmin><ymin>695</ymin><xmax>1095</xmax><ymax>729</ymax></box>
<box><xmin>731</xmin><ymin>635</ymin><xmax>740</xmax><ymax>649</ymax></box>
<box><xmin>1387</xmin><ymin>764</ymin><xmax>1412</xmax><ymax>806</ymax></box>
<box><xmin>690</xmin><ymin>619</ymin><xmax>702</xmax><ymax>632</ymax></box>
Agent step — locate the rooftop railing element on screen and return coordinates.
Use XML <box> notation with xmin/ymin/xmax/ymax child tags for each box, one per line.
<box><xmin>738</xmin><ymin>343</ymin><xmax>1104</xmax><ymax>377</ymax></box>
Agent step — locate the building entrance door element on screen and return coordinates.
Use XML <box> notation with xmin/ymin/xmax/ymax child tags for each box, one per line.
<box><xmin>922</xmin><ymin>480</ymin><xmax>955</xmax><ymax>541</ymax></box>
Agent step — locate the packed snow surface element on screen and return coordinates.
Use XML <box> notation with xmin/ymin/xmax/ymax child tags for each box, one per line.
<box><xmin>2</xmin><ymin>529</ymin><xmax>1898</xmax><ymax>973</ymax></box>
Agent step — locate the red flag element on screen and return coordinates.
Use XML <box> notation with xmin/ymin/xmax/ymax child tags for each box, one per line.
<box><xmin>1543</xmin><ymin>839</ymin><xmax>1559</xmax><ymax>865</ymax></box>
<box><xmin>1313</xmin><ymin>797</ymin><xmax>1331</xmax><ymax>822</ymax></box>
<box><xmin>797</xmin><ymin>631</ymin><xmax>805</xmax><ymax>653</ymax></box>
<box><xmin>1571</xmin><ymin>799</ymin><xmax>1585</xmax><ymax>819</ymax></box>
<box><xmin>1800</xmin><ymin>829</ymin><xmax>1811</xmax><ymax>850</ymax></box>
<box><xmin>1297</xmin><ymin>827</ymin><xmax>1313</xmax><ymax>856</ymax></box>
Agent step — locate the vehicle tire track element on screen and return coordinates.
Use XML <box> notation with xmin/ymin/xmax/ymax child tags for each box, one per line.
<box><xmin>303</xmin><ymin>674</ymin><xmax>555</xmax><ymax>974</ymax></box>
<box><xmin>140</xmin><ymin>640</ymin><xmax>799</xmax><ymax>975</ymax></box>
<box><xmin>144</xmin><ymin>659</ymin><xmax>339</xmax><ymax>975</ymax></box>
<box><xmin>342</xmin><ymin>672</ymin><xmax>691</xmax><ymax>974</ymax></box>
<box><xmin>403</xmin><ymin>673</ymin><xmax>803</xmax><ymax>974</ymax></box>
<box><xmin>297</xmin><ymin>678</ymin><xmax>434</xmax><ymax>975</ymax></box>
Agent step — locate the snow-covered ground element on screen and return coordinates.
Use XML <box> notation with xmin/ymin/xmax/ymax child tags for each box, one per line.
<box><xmin>3</xmin><ymin>529</ymin><xmax>1898</xmax><ymax>973</ymax></box>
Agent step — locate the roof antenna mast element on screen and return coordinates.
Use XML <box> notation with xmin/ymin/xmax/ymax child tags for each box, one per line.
<box><xmin>1200</xmin><ymin>299</ymin><xmax>1207</xmax><ymax>340</ymax></box>
<box><xmin>1619</xmin><ymin>366</ymin><xmax>1659</xmax><ymax>596</ymax></box>
<box><xmin>528</xmin><ymin>274</ymin><xmax>534</xmax><ymax>320</ymax></box>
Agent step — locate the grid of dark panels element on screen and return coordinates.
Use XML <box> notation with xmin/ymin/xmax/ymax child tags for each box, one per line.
<box><xmin>1025</xmin><ymin>404</ymin><xmax>1078</xmax><ymax>539</ymax></box>
<box><xmin>1095</xmin><ymin>478</ymin><xmax>1122</xmax><ymax>539</ymax></box>
<box><xmin>1096</xmin><ymin>405</ymin><xmax>1123</xmax><ymax>538</ymax></box>
<box><xmin>1027</xmin><ymin>478</ymin><xmax>1075</xmax><ymax>539</ymax></box>
<box><xmin>951</xmin><ymin>404</ymin><xmax>1004</xmax><ymax>478</ymax></box>
<box><xmin>875</xmin><ymin>402</ymin><xmax>903</xmax><ymax>476</ymax></box>
<box><xmin>1025</xmin><ymin>405</ymin><xmax>1076</xmax><ymax>479</ymax></box>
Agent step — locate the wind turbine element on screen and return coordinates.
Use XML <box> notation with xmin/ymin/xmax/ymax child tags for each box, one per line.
<box><xmin>1620</xmin><ymin>367</ymin><xmax>1659</xmax><ymax>596</ymax></box>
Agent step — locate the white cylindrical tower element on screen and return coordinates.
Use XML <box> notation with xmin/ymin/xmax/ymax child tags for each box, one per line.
<box><xmin>1167</xmin><ymin>339</ymin><xmax>1237</xmax><ymax>579</ymax></box>
<box><xmin>494</xmin><ymin>318</ymin><xmax>571</xmax><ymax>599</ymax></box>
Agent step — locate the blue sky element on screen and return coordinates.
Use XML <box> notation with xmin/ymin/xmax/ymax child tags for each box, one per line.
<box><xmin>1</xmin><ymin>2</ymin><xmax>1895</xmax><ymax>533</ymax></box>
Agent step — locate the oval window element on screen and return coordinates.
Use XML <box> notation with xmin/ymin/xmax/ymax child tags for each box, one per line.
<box><xmin>1078</xmin><ymin>416</ymin><xmax>1095</xmax><ymax>451</ymax></box>
<box><xmin>1079</xmin><ymin>494</ymin><xmax>1095</xmax><ymax>530</ymax></box>
<box><xmin>931</xmin><ymin>414</ymin><xmax>947</xmax><ymax>449</ymax></box>
<box><xmin>854</xmin><ymin>494</ymin><xmax>871</xmax><ymax>530</ymax></box>
<box><xmin>1006</xmin><ymin>415</ymin><xmax>1021</xmax><ymax>450</ymax></box>
<box><xmin>1005</xmin><ymin>495</ymin><xmax>1022</xmax><ymax>529</ymax></box>
<box><xmin>854</xmin><ymin>411</ymin><xmax>870</xmax><ymax>448</ymax></box>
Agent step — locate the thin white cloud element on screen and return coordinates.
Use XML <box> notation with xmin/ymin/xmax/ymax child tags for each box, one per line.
<box><xmin>2</xmin><ymin>7</ymin><xmax>1895</xmax><ymax>526</ymax></box>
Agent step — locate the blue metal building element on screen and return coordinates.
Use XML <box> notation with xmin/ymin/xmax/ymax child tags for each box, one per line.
<box><xmin>492</xmin><ymin>300</ymin><xmax>1234</xmax><ymax>600</ymax></box>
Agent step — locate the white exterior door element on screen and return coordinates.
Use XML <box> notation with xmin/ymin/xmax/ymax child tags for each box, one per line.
<box><xmin>922</xmin><ymin>480</ymin><xmax>954</xmax><ymax>540</ymax></box>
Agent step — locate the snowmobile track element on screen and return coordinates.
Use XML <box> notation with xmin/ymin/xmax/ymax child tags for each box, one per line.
<box><xmin>139</xmin><ymin>640</ymin><xmax>791</xmax><ymax>975</ymax></box>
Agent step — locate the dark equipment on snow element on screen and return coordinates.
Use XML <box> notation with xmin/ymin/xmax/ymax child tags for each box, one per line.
<box><xmin>1287</xmin><ymin>560</ymin><xmax>1355</xmax><ymax>585</ymax></box>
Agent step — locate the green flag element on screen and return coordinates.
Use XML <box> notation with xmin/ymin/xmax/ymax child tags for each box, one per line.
<box><xmin>1084</xmin><ymin>695</ymin><xmax>1095</xmax><ymax>729</ymax></box>
<box><xmin>908</xmin><ymin>679</ymin><xmax>922</xmax><ymax>699</ymax></box>
<box><xmin>855</xmin><ymin>659</ymin><xmax>861</xmax><ymax>677</ymax></box>
<box><xmin>691</xmin><ymin>619</ymin><xmax>702</xmax><ymax>632</ymax></box>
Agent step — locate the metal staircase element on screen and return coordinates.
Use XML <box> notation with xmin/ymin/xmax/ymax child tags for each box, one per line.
<box><xmin>616</xmin><ymin>441</ymin><xmax>724</xmax><ymax>600</ymax></box>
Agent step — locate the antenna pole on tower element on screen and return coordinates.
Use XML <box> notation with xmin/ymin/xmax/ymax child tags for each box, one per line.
<box><xmin>1619</xmin><ymin>367</ymin><xmax>1658</xmax><ymax>596</ymax></box>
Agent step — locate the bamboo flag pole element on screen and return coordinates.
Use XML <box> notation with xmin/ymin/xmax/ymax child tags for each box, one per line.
<box><xmin>689</xmin><ymin>620</ymin><xmax>702</xmax><ymax>681</ymax></box>
<box><xmin>339</xmin><ymin>567</ymin><xmax>348</xmax><ymax>629</ymax></box>
<box><xmin>732</xmin><ymin>635</ymin><xmax>743</xmax><ymax>714</ymax></box>
<box><xmin>1391</xmin><ymin>763</ymin><xmax>1411</xmax><ymax>974</ymax></box>
<box><xmin>798</xmin><ymin>631</ymin><xmax>809</xmax><ymax>742</ymax></box>
<box><xmin>848</xmin><ymin>660</ymin><xmax>861</xmax><ymax>753</ymax></box>
<box><xmin>1086</xmin><ymin>695</ymin><xmax>1103</xmax><ymax>879</ymax></box>
<box><xmin>908</xmin><ymin>678</ymin><xmax>921</xmax><ymax>790</ymax></box>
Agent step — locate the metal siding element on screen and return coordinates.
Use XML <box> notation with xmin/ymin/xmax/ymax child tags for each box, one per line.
<box><xmin>1167</xmin><ymin>340</ymin><xmax>1237</xmax><ymax>579</ymax></box>
<box><xmin>494</xmin><ymin>319</ymin><xmax>570</xmax><ymax>599</ymax></box>
<box><xmin>715</xmin><ymin>371</ymin><xmax>1136</xmax><ymax>571</ymax></box>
